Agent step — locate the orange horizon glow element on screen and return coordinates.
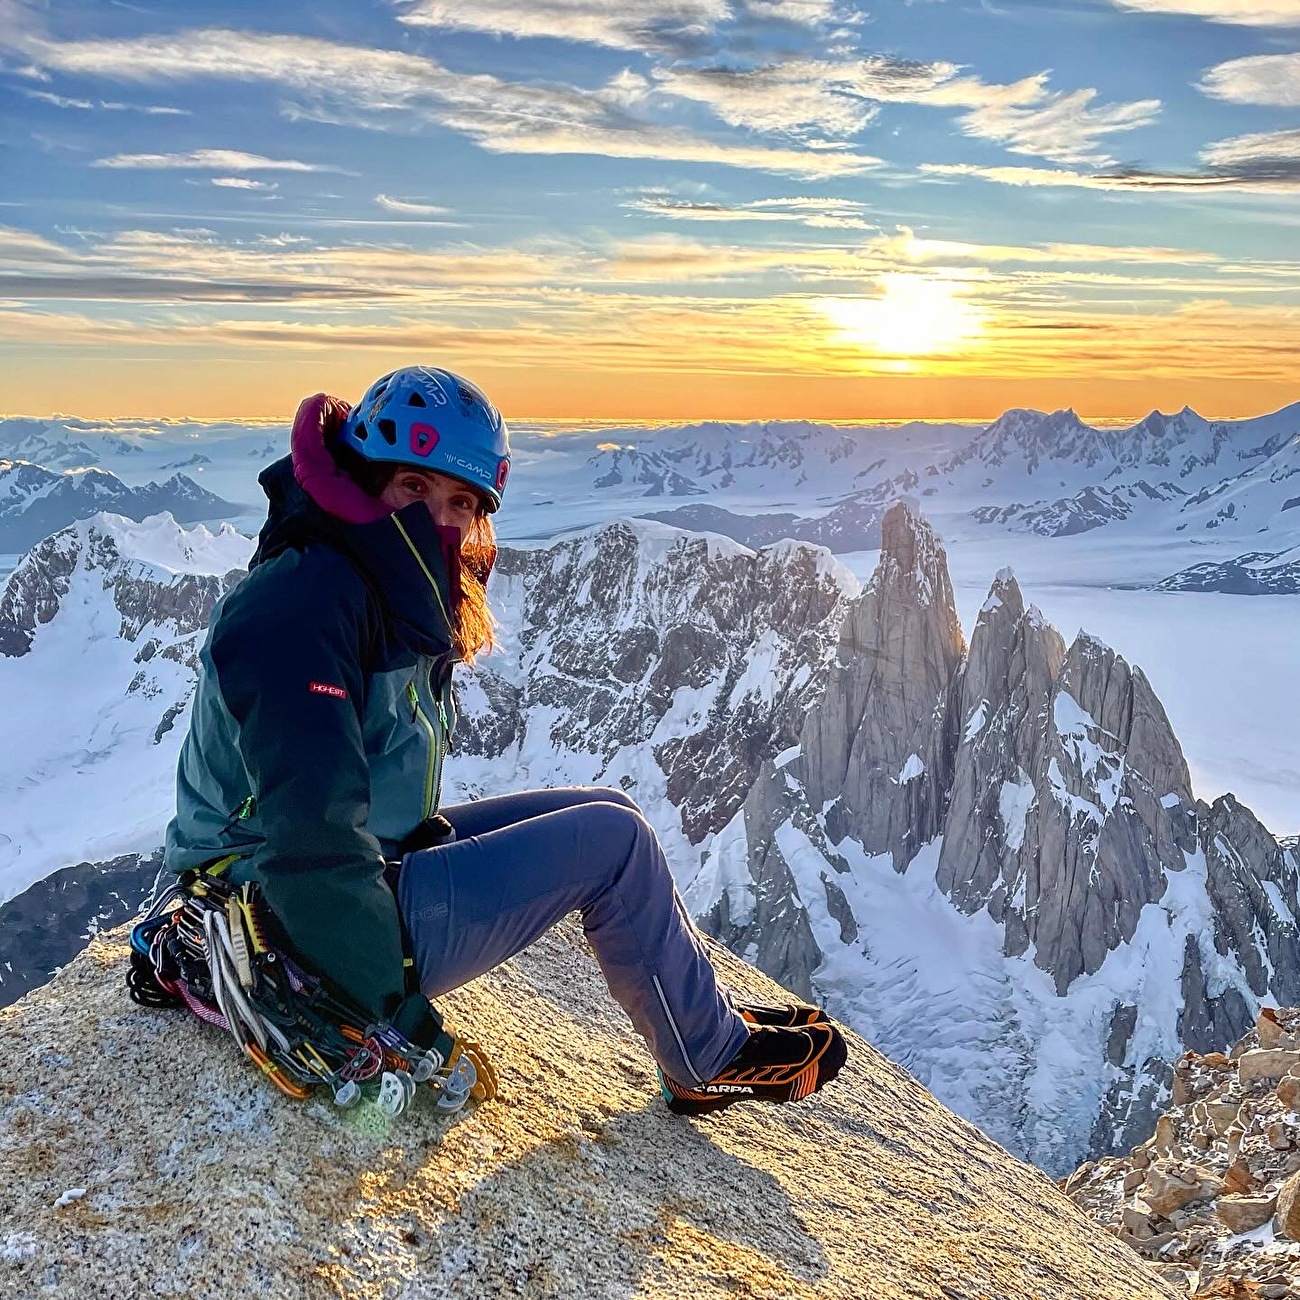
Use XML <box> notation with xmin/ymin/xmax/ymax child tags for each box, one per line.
<box><xmin>3</xmin><ymin>368</ymin><xmax>1296</xmax><ymax>429</ymax></box>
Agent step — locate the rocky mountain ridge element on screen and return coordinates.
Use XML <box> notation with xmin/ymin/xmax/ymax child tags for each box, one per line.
<box><xmin>0</xmin><ymin>513</ymin><xmax>250</xmax><ymax>906</ymax></box>
<box><xmin>1156</xmin><ymin>548</ymin><xmax>1300</xmax><ymax>595</ymax></box>
<box><xmin>1</xmin><ymin>503</ymin><xmax>1295</xmax><ymax>1178</ymax></box>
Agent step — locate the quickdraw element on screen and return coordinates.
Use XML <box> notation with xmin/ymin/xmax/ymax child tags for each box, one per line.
<box><xmin>127</xmin><ymin>869</ymin><xmax>497</xmax><ymax>1118</ymax></box>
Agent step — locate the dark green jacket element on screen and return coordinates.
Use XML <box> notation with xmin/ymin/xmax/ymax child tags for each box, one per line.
<box><xmin>165</xmin><ymin>456</ymin><xmax>460</xmax><ymax>1025</ymax></box>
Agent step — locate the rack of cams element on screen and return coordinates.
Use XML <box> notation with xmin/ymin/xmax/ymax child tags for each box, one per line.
<box><xmin>129</xmin><ymin>871</ymin><xmax>497</xmax><ymax>1120</ymax></box>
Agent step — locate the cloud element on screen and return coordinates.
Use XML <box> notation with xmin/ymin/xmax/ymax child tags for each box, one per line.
<box><xmin>652</xmin><ymin>57</ymin><xmax>955</xmax><ymax>137</ymax></box>
<box><xmin>25</xmin><ymin>88</ymin><xmax>187</xmax><ymax>113</ymax></box>
<box><xmin>93</xmin><ymin>149</ymin><xmax>342</xmax><ymax>172</ymax></box>
<box><xmin>1202</xmin><ymin>127</ymin><xmax>1300</xmax><ymax>166</ymax></box>
<box><xmin>742</xmin><ymin>0</ymin><xmax>839</xmax><ymax>22</ymax></box>
<box><xmin>0</xmin><ymin>222</ymin><xmax>595</xmax><ymax>302</ymax></box>
<box><xmin>393</xmin><ymin>0</ymin><xmax>841</xmax><ymax>58</ymax></box>
<box><xmin>626</xmin><ymin>193</ymin><xmax>874</xmax><ymax>228</ymax></box>
<box><xmin>877</xmin><ymin>227</ymin><xmax>1224</xmax><ymax>266</ymax></box>
<box><xmin>375</xmin><ymin>194</ymin><xmax>452</xmax><ymax>215</ymax></box>
<box><xmin>650</xmin><ymin>58</ymin><xmax>1159</xmax><ymax>165</ymax></box>
<box><xmin>1200</xmin><ymin>52</ymin><xmax>1300</xmax><ymax>106</ymax></box>
<box><xmin>951</xmin><ymin>76</ymin><xmax>1160</xmax><ymax>166</ymax></box>
<box><xmin>1109</xmin><ymin>0</ymin><xmax>1300</xmax><ymax>25</ymax></box>
<box><xmin>393</xmin><ymin>0</ymin><xmax>729</xmax><ymax>54</ymax></box>
<box><xmin>211</xmin><ymin>177</ymin><xmax>278</xmax><ymax>190</ymax></box>
<box><xmin>14</xmin><ymin>27</ymin><xmax>876</xmax><ymax>177</ymax></box>
<box><xmin>921</xmin><ymin>121</ymin><xmax>1300</xmax><ymax>192</ymax></box>
<box><xmin>0</xmin><ymin>274</ymin><xmax>386</xmax><ymax>302</ymax></box>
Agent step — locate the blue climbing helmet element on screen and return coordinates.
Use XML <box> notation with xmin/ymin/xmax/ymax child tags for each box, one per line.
<box><xmin>339</xmin><ymin>366</ymin><xmax>511</xmax><ymax>512</ymax></box>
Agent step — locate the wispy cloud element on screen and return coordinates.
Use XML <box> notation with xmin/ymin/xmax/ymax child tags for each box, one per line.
<box><xmin>5</xmin><ymin>289</ymin><xmax>1299</xmax><ymax>397</ymax></box>
<box><xmin>877</xmin><ymin>227</ymin><xmax>1225</xmax><ymax>266</ymax></box>
<box><xmin>650</xmin><ymin>58</ymin><xmax>930</xmax><ymax>136</ymax></box>
<box><xmin>649</xmin><ymin>59</ymin><xmax>1159</xmax><ymax>165</ymax></box>
<box><xmin>93</xmin><ymin>149</ymin><xmax>343</xmax><ymax>172</ymax></box>
<box><xmin>1108</xmin><ymin>0</ymin><xmax>1300</xmax><ymax>26</ymax></box>
<box><xmin>3</xmin><ymin>220</ymin><xmax>1284</xmax><ymax>310</ymax></box>
<box><xmin>14</xmin><ymin>27</ymin><xmax>876</xmax><ymax>177</ymax></box>
<box><xmin>375</xmin><ymin>194</ymin><xmax>452</xmax><ymax>215</ymax></box>
<box><xmin>742</xmin><ymin>0</ymin><xmax>840</xmax><ymax>23</ymax></box>
<box><xmin>211</xmin><ymin>177</ymin><xmax>278</xmax><ymax>190</ymax></box>
<box><xmin>627</xmin><ymin>193</ymin><xmax>874</xmax><ymax>228</ymax></box>
<box><xmin>950</xmin><ymin>77</ymin><xmax>1160</xmax><ymax>166</ymax></box>
<box><xmin>1202</xmin><ymin>127</ymin><xmax>1300</xmax><ymax>167</ymax></box>
<box><xmin>393</xmin><ymin>0</ymin><xmax>729</xmax><ymax>54</ymax></box>
<box><xmin>26</xmin><ymin>88</ymin><xmax>187</xmax><ymax>113</ymax></box>
<box><xmin>1200</xmin><ymin>52</ymin><xmax>1300</xmax><ymax>106</ymax></box>
<box><xmin>924</xmin><ymin>120</ymin><xmax>1300</xmax><ymax>193</ymax></box>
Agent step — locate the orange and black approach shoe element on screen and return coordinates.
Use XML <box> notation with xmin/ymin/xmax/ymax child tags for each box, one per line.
<box><xmin>659</xmin><ymin>1022</ymin><xmax>847</xmax><ymax>1116</ymax></box>
<box><xmin>735</xmin><ymin>999</ymin><xmax>826</xmax><ymax>1028</ymax></box>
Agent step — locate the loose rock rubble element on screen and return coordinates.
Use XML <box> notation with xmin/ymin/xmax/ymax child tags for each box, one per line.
<box><xmin>1065</xmin><ymin>1007</ymin><xmax>1300</xmax><ymax>1297</ymax></box>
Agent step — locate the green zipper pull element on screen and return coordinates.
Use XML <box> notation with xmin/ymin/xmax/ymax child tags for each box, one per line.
<box><xmin>437</xmin><ymin>697</ymin><xmax>451</xmax><ymax>753</ymax></box>
<box><xmin>236</xmin><ymin>795</ymin><xmax>256</xmax><ymax>820</ymax></box>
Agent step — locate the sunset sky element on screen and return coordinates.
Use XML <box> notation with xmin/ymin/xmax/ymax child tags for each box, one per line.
<box><xmin>1</xmin><ymin>0</ymin><xmax>1298</xmax><ymax>421</ymax></box>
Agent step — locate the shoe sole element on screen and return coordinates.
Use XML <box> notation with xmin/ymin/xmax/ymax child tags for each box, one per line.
<box><xmin>660</xmin><ymin>1026</ymin><xmax>847</xmax><ymax>1117</ymax></box>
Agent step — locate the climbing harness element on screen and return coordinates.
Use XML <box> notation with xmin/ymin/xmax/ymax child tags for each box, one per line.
<box><xmin>127</xmin><ymin>863</ymin><xmax>496</xmax><ymax>1118</ymax></box>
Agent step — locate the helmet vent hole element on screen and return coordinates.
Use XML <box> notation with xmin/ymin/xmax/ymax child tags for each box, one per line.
<box><xmin>354</xmin><ymin>421</ymin><xmax>369</xmax><ymax>441</ymax></box>
<box><xmin>407</xmin><ymin>391</ymin><xmax>427</xmax><ymax>408</ymax></box>
<box><xmin>373</xmin><ymin>382</ymin><xmax>389</xmax><ymax>397</ymax></box>
<box><xmin>378</xmin><ymin>418</ymin><xmax>397</xmax><ymax>445</ymax></box>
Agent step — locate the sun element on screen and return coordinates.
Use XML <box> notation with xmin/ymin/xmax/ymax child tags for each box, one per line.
<box><xmin>816</xmin><ymin>275</ymin><xmax>987</xmax><ymax>358</ymax></box>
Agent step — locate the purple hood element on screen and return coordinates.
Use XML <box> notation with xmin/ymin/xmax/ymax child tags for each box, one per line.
<box><xmin>292</xmin><ymin>392</ymin><xmax>394</xmax><ymax>525</ymax></box>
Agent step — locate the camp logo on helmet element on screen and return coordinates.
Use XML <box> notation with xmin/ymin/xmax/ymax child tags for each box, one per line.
<box><xmin>447</xmin><ymin>454</ymin><xmax>489</xmax><ymax>480</ymax></box>
<box><xmin>409</xmin><ymin>423</ymin><xmax>439</xmax><ymax>457</ymax></box>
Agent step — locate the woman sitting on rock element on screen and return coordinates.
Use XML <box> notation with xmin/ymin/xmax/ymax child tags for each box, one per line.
<box><xmin>164</xmin><ymin>364</ymin><xmax>846</xmax><ymax>1115</ymax></box>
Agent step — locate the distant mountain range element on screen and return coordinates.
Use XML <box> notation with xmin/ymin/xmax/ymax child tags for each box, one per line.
<box><xmin>0</xmin><ymin>458</ymin><xmax>237</xmax><ymax>552</ymax></box>
<box><xmin>1156</xmin><ymin>547</ymin><xmax>1300</xmax><ymax>594</ymax></box>
<box><xmin>3</xmin><ymin>403</ymin><xmax>1298</xmax><ymax>592</ymax></box>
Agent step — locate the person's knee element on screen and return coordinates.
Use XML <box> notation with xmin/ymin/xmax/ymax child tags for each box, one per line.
<box><xmin>580</xmin><ymin>784</ymin><xmax>639</xmax><ymax>814</ymax></box>
<box><xmin>579</xmin><ymin>801</ymin><xmax>664</xmax><ymax>882</ymax></box>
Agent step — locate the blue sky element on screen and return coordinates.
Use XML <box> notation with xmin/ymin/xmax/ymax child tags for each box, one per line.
<box><xmin>1</xmin><ymin>0</ymin><xmax>1298</xmax><ymax>419</ymax></box>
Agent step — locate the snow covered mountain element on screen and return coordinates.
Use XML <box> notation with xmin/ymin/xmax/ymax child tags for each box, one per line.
<box><xmin>0</xmin><ymin>458</ymin><xmax>237</xmax><ymax>551</ymax></box>
<box><xmin>5</xmin><ymin>401</ymin><xmax>1299</xmax><ymax>557</ymax></box>
<box><xmin>0</xmin><ymin>512</ymin><xmax>250</xmax><ymax>906</ymax></box>
<box><xmin>1156</xmin><ymin>547</ymin><xmax>1300</xmax><ymax>594</ymax></box>
<box><xmin>0</xmin><ymin>415</ymin><xmax>287</xmax><ymax>513</ymax></box>
<box><xmin>2</xmin><ymin>502</ymin><xmax>1294</xmax><ymax>1179</ymax></box>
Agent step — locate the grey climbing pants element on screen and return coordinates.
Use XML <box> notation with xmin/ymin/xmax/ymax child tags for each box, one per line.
<box><xmin>396</xmin><ymin>786</ymin><xmax>749</xmax><ymax>1086</ymax></box>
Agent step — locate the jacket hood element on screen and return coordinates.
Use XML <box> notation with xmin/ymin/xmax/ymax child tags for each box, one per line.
<box><xmin>251</xmin><ymin>395</ymin><xmax>463</xmax><ymax>660</ymax></box>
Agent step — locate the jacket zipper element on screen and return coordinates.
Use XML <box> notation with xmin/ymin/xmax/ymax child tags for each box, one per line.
<box><xmin>434</xmin><ymin>687</ymin><xmax>449</xmax><ymax>813</ymax></box>
<box><xmin>407</xmin><ymin>679</ymin><xmax>440</xmax><ymax>821</ymax></box>
<box><xmin>218</xmin><ymin>794</ymin><xmax>257</xmax><ymax>838</ymax></box>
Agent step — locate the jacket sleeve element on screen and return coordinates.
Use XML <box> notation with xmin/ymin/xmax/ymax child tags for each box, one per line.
<box><xmin>208</xmin><ymin>547</ymin><xmax>413</xmax><ymax>1023</ymax></box>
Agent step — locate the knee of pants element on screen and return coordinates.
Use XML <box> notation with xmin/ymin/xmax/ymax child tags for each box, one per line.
<box><xmin>580</xmin><ymin>784</ymin><xmax>640</xmax><ymax>814</ymax></box>
<box><xmin>580</xmin><ymin>801</ymin><xmax>667</xmax><ymax>888</ymax></box>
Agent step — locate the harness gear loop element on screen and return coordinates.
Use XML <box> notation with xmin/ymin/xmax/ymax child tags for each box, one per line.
<box><xmin>126</xmin><ymin>869</ymin><xmax>489</xmax><ymax>1120</ymax></box>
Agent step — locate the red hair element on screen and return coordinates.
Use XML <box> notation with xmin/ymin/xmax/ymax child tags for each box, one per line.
<box><xmin>454</xmin><ymin>511</ymin><xmax>497</xmax><ymax>664</ymax></box>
